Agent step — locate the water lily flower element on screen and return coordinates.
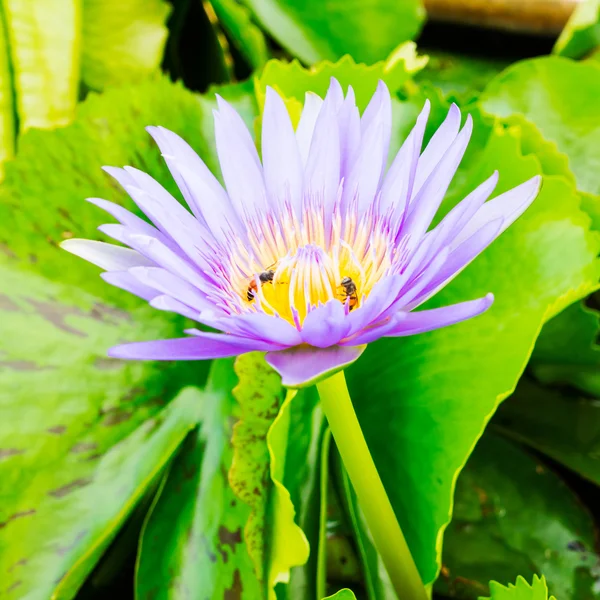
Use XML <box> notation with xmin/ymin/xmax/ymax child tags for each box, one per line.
<box><xmin>62</xmin><ymin>79</ymin><xmax>540</xmax><ymax>387</ymax></box>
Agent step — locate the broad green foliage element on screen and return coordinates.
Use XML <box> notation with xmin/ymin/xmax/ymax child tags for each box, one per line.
<box><xmin>480</xmin><ymin>57</ymin><xmax>600</xmax><ymax>198</ymax></box>
<box><xmin>0</xmin><ymin>6</ymin><xmax>15</xmax><ymax>177</ymax></box>
<box><xmin>135</xmin><ymin>360</ymin><xmax>261</xmax><ymax>600</ymax></box>
<box><xmin>229</xmin><ymin>353</ymin><xmax>314</xmax><ymax>597</ymax></box>
<box><xmin>81</xmin><ymin>0</ymin><xmax>171</xmax><ymax>90</ymax></box>
<box><xmin>0</xmin><ymin>76</ymin><xmax>229</xmax><ymax>597</ymax></box>
<box><xmin>265</xmin><ymin>388</ymin><xmax>311</xmax><ymax>592</ymax></box>
<box><xmin>415</xmin><ymin>49</ymin><xmax>510</xmax><ymax>99</ymax></box>
<box><xmin>255</xmin><ymin>46</ymin><xmax>428</xmax><ymax>114</ymax></box>
<box><xmin>3</xmin><ymin>0</ymin><xmax>81</xmax><ymax>130</ymax></box>
<box><xmin>0</xmin><ymin>76</ymin><xmax>218</xmax><ymax>304</ymax></box>
<box><xmin>481</xmin><ymin>575</ymin><xmax>555</xmax><ymax>600</ymax></box>
<box><xmin>345</xmin><ymin>101</ymin><xmax>600</xmax><ymax>585</ymax></box>
<box><xmin>553</xmin><ymin>0</ymin><xmax>600</xmax><ymax>59</ymax></box>
<box><xmin>495</xmin><ymin>377</ymin><xmax>600</xmax><ymax>487</ymax></box>
<box><xmin>230</xmin><ymin>352</ymin><xmax>285</xmax><ymax>584</ymax></box>
<box><xmin>324</xmin><ymin>590</ymin><xmax>357</xmax><ymax>600</ymax></box>
<box><xmin>437</xmin><ymin>433</ymin><xmax>596</xmax><ymax>600</ymax></box>
<box><xmin>530</xmin><ymin>301</ymin><xmax>600</xmax><ymax>395</ymax></box>
<box><xmin>0</xmin><ymin>1</ymin><xmax>171</xmax><ymax>178</ymax></box>
<box><xmin>242</xmin><ymin>0</ymin><xmax>425</xmax><ymax>65</ymax></box>
<box><xmin>209</xmin><ymin>0</ymin><xmax>270</xmax><ymax>69</ymax></box>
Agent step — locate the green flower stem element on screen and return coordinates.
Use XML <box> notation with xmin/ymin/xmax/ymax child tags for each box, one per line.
<box><xmin>316</xmin><ymin>371</ymin><xmax>427</xmax><ymax>600</ymax></box>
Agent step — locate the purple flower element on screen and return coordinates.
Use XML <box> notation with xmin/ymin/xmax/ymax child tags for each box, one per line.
<box><xmin>62</xmin><ymin>79</ymin><xmax>540</xmax><ymax>387</ymax></box>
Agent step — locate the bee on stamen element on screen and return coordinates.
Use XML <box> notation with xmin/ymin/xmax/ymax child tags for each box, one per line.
<box><xmin>246</xmin><ymin>269</ymin><xmax>275</xmax><ymax>301</ymax></box>
<box><xmin>340</xmin><ymin>276</ymin><xmax>358</xmax><ymax>311</ymax></box>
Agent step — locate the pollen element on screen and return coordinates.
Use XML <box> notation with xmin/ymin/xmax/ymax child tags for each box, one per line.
<box><xmin>226</xmin><ymin>198</ymin><xmax>396</xmax><ymax>326</ymax></box>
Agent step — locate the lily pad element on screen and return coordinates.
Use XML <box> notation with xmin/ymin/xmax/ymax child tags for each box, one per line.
<box><xmin>530</xmin><ymin>301</ymin><xmax>600</xmax><ymax>396</ymax></box>
<box><xmin>81</xmin><ymin>0</ymin><xmax>171</xmax><ymax>90</ymax></box>
<box><xmin>345</xmin><ymin>104</ymin><xmax>600</xmax><ymax>585</ymax></box>
<box><xmin>495</xmin><ymin>377</ymin><xmax>600</xmax><ymax>487</ymax></box>
<box><xmin>3</xmin><ymin>0</ymin><xmax>80</xmax><ymax>130</ymax></box>
<box><xmin>135</xmin><ymin>359</ymin><xmax>261</xmax><ymax>599</ymax></box>
<box><xmin>241</xmin><ymin>0</ymin><xmax>425</xmax><ymax>65</ymax></box>
<box><xmin>437</xmin><ymin>433</ymin><xmax>598</xmax><ymax>600</ymax></box>
<box><xmin>481</xmin><ymin>575</ymin><xmax>555</xmax><ymax>600</ymax></box>
<box><xmin>0</xmin><ymin>76</ymin><xmax>242</xmax><ymax>597</ymax></box>
<box><xmin>553</xmin><ymin>0</ymin><xmax>600</xmax><ymax>59</ymax></box>
<box><xmin>479</xmin><ymin>57</ymin><xmax>600</xmax><ymax>198</ymax></box>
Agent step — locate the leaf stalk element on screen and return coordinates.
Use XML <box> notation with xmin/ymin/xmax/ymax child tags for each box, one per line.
<box><xmin>316</xmin><ymin>370</ymin><xmax>427</xmax><ymax>600</ymax></box>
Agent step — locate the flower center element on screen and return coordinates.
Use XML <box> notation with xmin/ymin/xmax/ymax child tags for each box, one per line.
<box><xmin>220</xmin><ymin>199</ymin><xmax>401</xmax><ymax>327</ymax></box>
<box><xmin>248</xmin><ymin>244</ymin><xmax>363</xmax><ymax>325</ymax></box>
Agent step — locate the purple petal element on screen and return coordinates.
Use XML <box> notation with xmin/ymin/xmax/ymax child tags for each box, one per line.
<box><xmin>262</xmin><ymin>87</ymin><xmax>304</xmax><ymax>213</ymax></box>
<box><xmin>300</xmin><ymin>300</ymin><xmax>351</xmax><ymax>348</ymax></box>
<box><xmin>149</xmin><ymin>295</ymin><xmax>201</xmax><ymax>321</ymax></box>
<box><xmin>214</xmin><ymin>96</ymin><xmax>267</xmax><ymax>217</ymax></box>
<box><xmin>109</xmin><ymin>332</ymin><xmax>283</xmax><ymax>360</ymax></box>
<box><xmin>345</xmin><ymin>275</ymin><xmax>405</xmax><ymax>335</ymax></box>
<box><xmin>337</xmin><ymin>86</ymin><xmax>361</xmax><ymax>177</ymax></box>
<box><xmin>87</xmin><ymin>197</ymin><xmax>161</xmax><ymax>238</ymax></box>
<box><xmin>380</xmin><ymin>100</ymin><xmax>430</xmax><ymax>219</ymax></box>
<box><xmin>101</xmin><ymin>271</ymin><xmax>159</xmax><ymax>302</ymax></box>
<box><xmin>296</xmin><ymin>92</ymin><xmax>323</xmax><ymax>167</ymax></box>
<box><xmin>342</xmin><ymin>123</ymin><xmax>385</xmax><ymax>213</ymax></box>
<box><xmin>61</xmin><ymin>239</ymin><xmax>155</xmax><ymax>271</ymax></box>
<box><xmin>413</xmin><ymin>103</ymin><xmax>461</xmax><ymax>197</ymax></box>
<box><xmin>304</xmin><ymin>92</ymin><xmax>340</xmax><ymax>215</ymax></box>
<box><xmin>147</xmin><ymin>126</ymin><xmax>241</xmax><ymax>239</ymax></box>
<box><xmin>406</xmin><ymin>218</ymin><xmax>503</xmax><ymax>310</ymax></box>
<box><xmin>325</xmin><ymin>77</ymin><xmax>344</xmax><ymax>109</ymax></box>
<box><xmin>387</xmin><ymin>294</ymin><xmax>494</xmax><ymax>337</ymax></box>
<box><xmin>265</xmin><ymin>344</ymin><xmax>366</xmax><ymax>387</ymax></box>
<box><xmin>452</xmin><ymin>176</ymin><xmax>541</xmax><ymax>248</ymax></box>
<box><xmin>128</xmin><ymin>234</ymin><xmax>213</xmax><ymax>293</ymax></box>
<box><xmin>412</xmin><ymin>171</ymin><xmax>499</xmax><ymax>271</ymax></box>
<box><xmin>129</xmin><ymin>266</ymin><xmax>215</xmax><ymax>313</ymax></box>
<box><xmin>360</xmin><ymin>81</ymin><xmax>392</xmax><ymax>169</ymax></box>
<box><xmin>214</xmin><ymin>312</ymin><xmax>302</xmax><ymax>346</ymax></box>
<box><xmin>403</xmin><ymin>115</ymin><xmax>473</xmax><ymax>245</ymax></box>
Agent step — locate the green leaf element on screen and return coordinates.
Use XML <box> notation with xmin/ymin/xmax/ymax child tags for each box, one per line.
<box><xmin>479</xmin><ymin>57</ymin><xmax>600</xmax><ymax>198</ymax></box>
<box><xmin>255</xmin><ymin>46</ymin><xmax>427</xmax><ymax>116</ymax></box>
<box><xmin>0</xmin><ymin>76</ymin><xmax>222</xmax><ymax>304</ymax></box>
<box><xmin>3</xmin><ymin>0</ymin><xmax>81</xmax><ymax>130</ymax></box>
<box><xmin>324</xmin><ymin>590</ymin><xmax>358</xmax><ymax>600</ymax></box>
<box><xmin>345</xmin><ymin>102</ymin><xmax>600</xmax><ymax>585</ymax></box>
<box><xmin>494</xmin><ymin>376</ymin><xmax>600</xmax><ymax>487</ymax></box>
<box><xmin>0</xmin><ymin>76</ymin><xmax>241</xmax><ymax>597</ymax></box>
<box><xmin>208</xmin><ymin>0</ymin><xmax>269</xmax><ymax>69</ymax></box>
<box><xmin>276</xmin><ymin>389</ymin><xmax>326</xmax><ymax>599</ymax></box>
<box><xmin>242</xmin><ymin>0</ymin><xmax>425</xmax><ymax>65</ymax></box>
<box><xmin>135</xmin><ymin>359</ymin><xmax>261</xmax><ymax>599</ymax></box>
<box><xmin>437</xmin><ymin>433</ymin><xmax>595</xmax><ymax>600</ymax></box>
<box><xmin>415</xmin><ymin>49</ymin><xmax>510</xmax><ymax>100</ymax></box>
<box><xmin>229</xmin><ymin>353</ymin><xmax>310</xmax><ymax>597</ymax></box>
<box><xmin>265</xmin><ymin>386</ymin><xmax>311</xmax><ymax>591</ymax></box>
<box><xmin>81</xmin><ymin>0</ymin><xmax>171</xmax><ymax>91</ymax></box>
<box><xmin>229</xmin><ymin>352</ymin><xmax>285</xmax><ymax>585</ymax></box>
<box><xmin>530</xmin><ymin>301</ymin><xmax>600</xmax><ymax>395</ymax></box>
<box><xmin>0</xmin><ymin>3</ymin><xmax>15</xmax><ymax>178</ymax></box>
<box><xmin>481</xmin><ymin>575</ymin><xmax>555</xmax><ymax>600</ymax></box>
<box><xmin>553</xmin><ymin>0</ymin><xmax>600</xmax><ymax>59</ymax></box>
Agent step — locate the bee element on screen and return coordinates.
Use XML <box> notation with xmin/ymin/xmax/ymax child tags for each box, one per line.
<box><xmin>246</xmin><ymin>269</ymin><xmax>275</xmax><ymax>301</ymax></box>
<box><xmin>340</xmin><ymin>276</ymin><xmax>358</xmax><ymax>311</ymax></box>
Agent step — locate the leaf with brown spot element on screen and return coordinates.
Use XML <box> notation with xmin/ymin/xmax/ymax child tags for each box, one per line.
<box><xmin>0</xmin><ymin>76</ymin><xmax>236</xmax><ymax>597</ymax></box>
<box><xmin>136</xmin><ymin>360</ymin><xmax>261</xmax><ymax>599</ymax></box>
<box><xmin>436</xmin><ymin>433</ymin><xmax>599</xmax><ymax>599</ymax></box>
<box><xmin>228</xmin><ymin>352</ymin><xmax>284</xmax><ymax>583</ymax></box>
